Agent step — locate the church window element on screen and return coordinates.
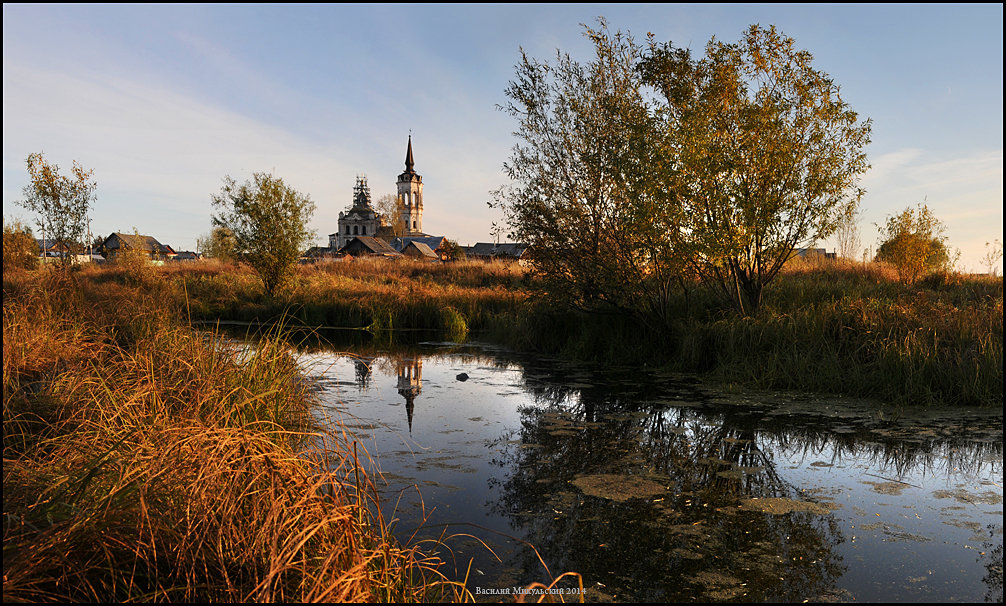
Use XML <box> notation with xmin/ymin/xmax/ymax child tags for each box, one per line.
<box><xmin>345</xmin><ymin>225</ymin><xmax>350</xmax><ymax>234</ymax></box>
<box><xmin>362</xmin><ymin>225</ymin><xmax>367</xmax><ymax>235</ymax></box>
<box><xmin>353</xmin><ymin>225</ymin><xmax>358</xmax><ymax>235</ymax></box>
<box><xmin>412</xmin><ymin>220</ymin><xmax>417</xmax><ymax>229</ymax></box>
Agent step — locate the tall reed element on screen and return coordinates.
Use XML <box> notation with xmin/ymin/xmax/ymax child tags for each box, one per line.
<box><xmin>2</xmin><ymin>267</ymin><xmax>461</xmax><ymax>602</ymax></box>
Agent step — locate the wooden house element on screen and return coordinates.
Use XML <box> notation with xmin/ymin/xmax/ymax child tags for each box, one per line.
<box><xmin>101</xmin><ymin>232</ymin><xmax>176</xmax><ymax>261</ymax></box>
<box><xmin>401</xmin><ymin>240</ymin><xmax>439</xmax><ymax>261</ymax></box>
<box><xmin>339</xmin><ymin>236</ymin><xmax>402</xmax><ymax>258</ymax></box>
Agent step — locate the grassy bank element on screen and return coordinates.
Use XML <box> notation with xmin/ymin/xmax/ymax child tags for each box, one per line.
<box><xmin>163</xmin><ymin>257</ymin><xmax>527</xmax><ymax>334</ymax></box>
<box><xmin>505</xmin><ymin>259</ymin><xmax>1002</xmax><ymax>407</ymax></box>
<box><xmin>143</xmin><ymin>254</ymin><xmax>999</xmax><ymax>409</ymax></box>
<box><xmin>100</xmin><ymin>256</ymin><xmax>1003</xmax><ymax>407</ymax></box>
<box><xmin>2</xmin><ymin>268</ymin><xmax>458</xmax><ymax>602</ymax></box>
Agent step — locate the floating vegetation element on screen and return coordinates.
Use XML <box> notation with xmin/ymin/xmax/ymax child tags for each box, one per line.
<box><xmin>570</xmin><ymin>474</ymin><xmax>668</xmax><ymax>502</ymax></box>
<box><xmin>737</xmin><ymin>497</ymin><xmax>834</xmax><ymax>515</ymax></box>
<box><xmin>933</xmin><ymin>488</ymin><xmax>1003</xmax><ymax>506</ymax></box>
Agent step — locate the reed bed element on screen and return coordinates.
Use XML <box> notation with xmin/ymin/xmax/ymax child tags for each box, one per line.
<box><xmin>487</xmin><ymin>259</ymin><xmax>1002</xmax><ymax>408</ymax></box>
<box><xmin>145</xmin><ymin>257</ymin><xmax>1003</xmax><ymax>406</ymax></box>
<box><xmin>2</xmin><ymin>267</ymin><xmax>465</xmax><ymax>602</ymax></box>
<box><xmin>158</xmin><ymin>257</ymin><xmax>528</xmax><ymax>336</ymax></box>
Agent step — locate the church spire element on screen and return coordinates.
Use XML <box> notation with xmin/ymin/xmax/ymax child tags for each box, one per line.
<box><xmin>404</xmin><ymin>134</ymin><xmax>415</xmax><ymax>173</ymax></box>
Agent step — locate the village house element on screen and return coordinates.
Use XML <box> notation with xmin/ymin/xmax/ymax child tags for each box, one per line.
<box><xmin>101</xmin><ymin>232</ymin><xmax>176</xmax><ymax>261</ymax></box>
<box><xmin>339</xmin><ymin>236</ymin><xmax>402</xmax><ymax>258</ymax></box>
<box><xmin>465</xmin><ymin>242</ymin><xmax>529</xmax><ymax>262</ymax></box>
<box><xmin>401</xmin><ymin>240</ymin><xmax>439</xmax><ymax>261</ymax></box>
<box><xmin>792</xmin><ymin>247</ymin><xmax>836</xmax><ymax>260</ymax></box>
<box><xmin>35</xmin><ymin>238</ymin><xmax>81</xmax><ymax>257</ymax></box>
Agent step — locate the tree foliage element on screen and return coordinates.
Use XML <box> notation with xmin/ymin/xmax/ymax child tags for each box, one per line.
<box><xmin>493</xmin><ymin>21</ymin><xmax>685</xmax><ymax>330</ymax></box>
<box><xmin>17</xmin><ymin>152</ymin><xmax>97</xmax><ymax>270</ymax></box>
<box><xmin>374</xmin><ymin>193</ymin><xmax>405</xmax><ymax>238</ymax></box>
<box><xmin>197</xmin><ymin>226</ymin><xmax>238</xmax><ymax>262</ymax></box>
<box><xmin>495</xmin><ymin>22</ymin><xmax>872</xmax><ymax>320</ymax></box>
<box><xmin>3</xmin><ymin>218</ymin><xmax>37</xmax><ymax>271</ymax></box>
<box><xmin>440</xmin><ymin>238</ymin><xmax>466</xmax><ymax>261</ymax></box>
<box><xmin>211</xmin><ymin>173</ymin><xmax>315</xmax><ymax>296</ymax></box>
<box><xmin>639</xmin><ymin>25</ymin><xmax>872</xmax><ymax>314</ymax></box>
<box><xmin>875</xmin><ymin>203</ymin><xmax>950</xmax><ymax>283</ymax></box>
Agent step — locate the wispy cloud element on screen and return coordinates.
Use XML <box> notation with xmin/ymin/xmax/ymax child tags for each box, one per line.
<box><xmin>2</xmin><ymin>62</ymin><xmax>363</xmax><ymax>247</ymax></box>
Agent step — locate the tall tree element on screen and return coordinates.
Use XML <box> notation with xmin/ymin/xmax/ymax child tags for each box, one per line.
<box><xmin>640</xmin><ymin>25</ymin><xmax>872</xmax><ymax>314</ymax></box>
<box><xmin>493</xmin><ymin>20</ymin><xmax>687</xmax><ymax>331</ymax></box>
<box><xmin>17</xmin><ymin>152</ymin><xmax>97</xmax><ymax>269</ymax></box>
<box><xmin>211</xmin><ymin>173</ymin><xmax>315</xmax><ymax>296</ymax></box>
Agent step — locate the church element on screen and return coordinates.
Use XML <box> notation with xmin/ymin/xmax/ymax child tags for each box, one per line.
<box><xmin>329</xmin><ymin>135</ymin><xmax>442</xmax><ymax>256</ymax></box>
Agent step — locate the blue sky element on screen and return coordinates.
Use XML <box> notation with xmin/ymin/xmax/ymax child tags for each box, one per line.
<box><xmin>3</xmin><ymin>4</ymin><xmax>1002</xmax><ymax>270</ymax></box>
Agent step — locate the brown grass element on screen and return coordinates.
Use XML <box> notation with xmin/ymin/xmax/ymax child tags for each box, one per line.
<box><xmin>2</xmin><ymin>267</ymin><xmax>469</xmax><ymax>602</ymax></box>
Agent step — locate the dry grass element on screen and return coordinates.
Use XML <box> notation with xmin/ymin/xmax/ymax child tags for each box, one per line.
<box><xmin>2</xmin><ymin>267</ymin><xmax>470</xmax><ymax>602</ymax></box>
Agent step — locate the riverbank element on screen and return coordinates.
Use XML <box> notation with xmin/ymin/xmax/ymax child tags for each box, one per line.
<box><xmin>2</xmin><ymin>268</ymin><xmax>459</xmax><ymax>602</ymax></box>
<box><xmin>160</xmin><ymin>257</ymin><xmax>1001</xmax><ymax>408</ymax></box>
<box><xmin>3</xmin><ymin>258</ymin><xmax>1000</xmax><ymax>601</ymax></box>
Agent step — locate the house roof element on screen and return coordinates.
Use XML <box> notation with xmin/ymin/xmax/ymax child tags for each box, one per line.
<box><xmin>35</xmin><ymin>238</ymin><xmax>76</xmax><ymax>251</ymax></box>
<box><xmin>340</xmin><ymin>236</ymin><xmax>401</xmax><ymax>256</ymax></box>
<box><xmin>468</xmin><ymin>242</ymin><xmax>528</xmax><ymax>258</ymax></box>
<box><xmin>390</xmin><ymin>235</ymin><xmax>445</xmax><ymax>253</ymax></box>
<box><xmin>402</xmin><ymin>241</ymin><xmax>439</xmax><ymax>259</ymax></box>
<box><xmin>105</xmin><ymin>232</ymin><xmax>175</xmax><ymax>255</ymax></box>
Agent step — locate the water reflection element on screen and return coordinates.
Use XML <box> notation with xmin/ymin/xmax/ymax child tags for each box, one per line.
<box><xmin>294</xmin><ymin>337</ymin><xmax>1002</xmax><ymax>603</ymax></box>
<box><xmin>396</xmin><ymin>358</ymin><xmax>422</xmax><ymax>432</ymax></box>
<box><xmin>490</xmin><ymin>384</ymin><xmax>845</xmax><ymax>600</ymax></box>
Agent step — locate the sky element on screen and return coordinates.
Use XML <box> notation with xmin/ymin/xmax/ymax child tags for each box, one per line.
<box><xmin>3</xmin><ymin>4</ymin><xmax>1003</xmax><ymax>271</ymax></box>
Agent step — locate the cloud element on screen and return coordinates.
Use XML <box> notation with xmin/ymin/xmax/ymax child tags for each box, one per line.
<box><xmin>830</xmin><ymin>147</ymin><xmax>1003</xmax><ymax>271</ymax></box>
<box><xmin>2</xmin><ymin>61</ymin><xmax>365</xmax><ymax>248</ymax></box>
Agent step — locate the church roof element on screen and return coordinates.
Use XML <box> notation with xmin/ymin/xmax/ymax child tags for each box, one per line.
<box><xmin>398</xmin><ymin>135</ymin><xmax>421</xmax><ymax>182</ymax></box>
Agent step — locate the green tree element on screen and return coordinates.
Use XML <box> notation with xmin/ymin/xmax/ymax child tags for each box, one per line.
<box><xmin>17</xmin><ymin>152</ymin><xmax>97</xmax><ymax>269</ymax></box>
<box><xmin>2</xmin><ymin>218</ymin><xmax>38</xmax><ymax>271</ymax></box>
<box><xmin>493</xmin><ymin>20</ymin><xmax>686</xmax><ymax>331</ymax></box>
<box><xmin>210</xmin><ymin>173</ymin><xmax>315</xmax><ymax>296</ymax></box>
<box><xmin>196</xmin><ymin>226</ymin><xmax>238</xmax><ymax>261</ymax></box>
<box><xmin>875</xmin><ymin>203</ymin><xmax>951</xmax><ymax>283</ymax></box>
<box><xmin>640</xmin><ymin>25</ymin><xmax>872</xmax><ymax>315</ymax></box>
<box><xmin>439</xmin><ymin>238</ymin><xmax>466</xmax><ymax>261</ymax></box>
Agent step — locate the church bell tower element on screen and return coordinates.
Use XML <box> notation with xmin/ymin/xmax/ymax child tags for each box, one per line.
<box><xmin>396</xmin><ymin>134</ymin><xmax>423</xmax><ymax>235</ymax></box>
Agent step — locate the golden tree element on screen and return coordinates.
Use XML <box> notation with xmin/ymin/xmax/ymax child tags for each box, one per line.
<box><xmin>875</xmin><ymin>203</ymin><xmax>950</xmax><ymax>283</ymax></box>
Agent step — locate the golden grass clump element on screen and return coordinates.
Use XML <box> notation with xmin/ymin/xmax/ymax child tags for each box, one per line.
<box><xmin>2</xmin><ymin>267</ymin><xmax>458</xmax><ymax>602</ymax></box>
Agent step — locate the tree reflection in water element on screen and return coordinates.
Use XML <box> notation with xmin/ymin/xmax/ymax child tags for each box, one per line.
<box><xmin>489</xmin><ymin>376</ymin><xmax>845</xmax><ymax>601</ymax></box>
<box><xmin>487</xmin><ymin>357</ymin><xmax>1000</xmax><ymax>602</ymax></box>
<box><xmin>284</xmin><ymin>333</ymin><xmax>1000</xmax><ymax>602</ymax></box>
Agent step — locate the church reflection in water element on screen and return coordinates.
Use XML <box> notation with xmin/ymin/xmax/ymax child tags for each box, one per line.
<box><xmin>395</xmin><ymin>358</ymin><xmax>422</xmax><ymax>432</ymax></box>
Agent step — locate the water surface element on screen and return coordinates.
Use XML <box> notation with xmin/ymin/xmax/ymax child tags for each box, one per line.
<box><xmin>299</xmin><ymin>340</ymin><xmax>1002</xmax><ymax>602</ymax></box>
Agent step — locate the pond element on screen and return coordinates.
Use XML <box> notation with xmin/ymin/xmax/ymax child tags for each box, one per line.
<box><xmin>297</xmin><ymin>339</ymin><xmax>1002</xmax><ymax>602</ymax></box>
